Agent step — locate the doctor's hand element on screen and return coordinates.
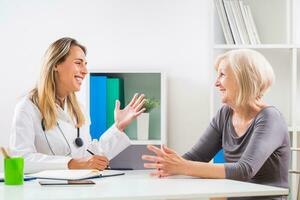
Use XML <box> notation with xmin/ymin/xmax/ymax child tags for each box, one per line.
<box><xmin>68</xmin><ymin>155</ymin><xmax>109</xmax><ymax>171</ymax></box>
<box><xmin>142</xmin><ymin>145</ymin><xmax>189</xmax><ymax>177</ymax></box>
<box><xmin>114</xmin><ymin>93</ymin><xmax>146</xmax><ymax>132</ymax></box>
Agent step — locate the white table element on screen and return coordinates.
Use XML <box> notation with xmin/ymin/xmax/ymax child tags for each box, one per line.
<box><xmin>0</xmin><ymin>170</ymin><xmax>289</xmax><ymax>200</ymax></box>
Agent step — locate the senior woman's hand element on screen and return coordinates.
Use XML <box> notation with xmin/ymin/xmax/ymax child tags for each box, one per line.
<box><xmin>142</xmin><ymin>144</ymin><xmax>189</xmax><ymax>177</ymax></box>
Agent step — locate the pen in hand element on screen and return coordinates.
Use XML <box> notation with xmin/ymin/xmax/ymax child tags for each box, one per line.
<box><xmin>86</xmin><ymin>149</ymin><xmax>95</xmax><ymax>155</ymax></box>
<box><xmin>86</xmin><ymin>149</ymin><xmax>111</xmax><ymax>170</ymax></box>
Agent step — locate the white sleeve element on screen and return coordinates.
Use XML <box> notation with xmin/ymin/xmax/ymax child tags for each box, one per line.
<box><xmin>89</xmin><ymin>125</ymin><xmax>131</xmax><ymax>160</ymax></box>
<box><xmin>9</xmin><ymin>107</ymin><xmax>71</xmax><ymax>174</ymax></box>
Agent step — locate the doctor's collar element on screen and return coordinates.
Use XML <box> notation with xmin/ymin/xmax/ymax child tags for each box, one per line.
<box><xmin>55</xmin><ymin>96</ymin><xmax>66</xmax><ymax>109</ymax></box>
<box><xmin>56</xmin><ymin>101</ymin><xmax>75</xmax><ymax>124</ymax></box>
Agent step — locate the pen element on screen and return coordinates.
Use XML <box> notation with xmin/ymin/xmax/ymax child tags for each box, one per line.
<box><xmin>1</xmin><ymin>147</ymin><xmax>10</xmax><ymax>159</ymax></box>
<box><xmin>24</xmin><ymin>177</ymin><xmax>36</xmax><ymax>181</ymax></box>
<box><xmin>86</xmin><ymin>149</ymin><xmax>111</xmax><ymax>170</ymax></box>
<box><xmin>86</xmin><ymin>149</ymin><xmax>95</xmax><ymax>155</ymax></box>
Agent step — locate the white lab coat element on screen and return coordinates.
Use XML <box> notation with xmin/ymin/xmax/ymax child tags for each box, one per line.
<box><xmin>9</xmin><ymin>97</ymin><xmax>131</xmax><ymax>173</ymax></box>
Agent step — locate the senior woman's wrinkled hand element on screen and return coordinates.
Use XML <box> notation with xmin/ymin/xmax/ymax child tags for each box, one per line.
<box><xmin>142</xmin><ymin>144</ymin><xmax>189</xmax><ymax>177</ymax></box>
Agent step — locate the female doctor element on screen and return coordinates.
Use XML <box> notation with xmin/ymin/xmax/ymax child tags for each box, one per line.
<box><xmin>9</xmin><ymin>37</ymin><xmax>145</xmax><ymax>173</ymax></box>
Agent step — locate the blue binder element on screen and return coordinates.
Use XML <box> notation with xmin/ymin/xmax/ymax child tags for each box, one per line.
<box><xmin>214</xmin><ymin>149</ymin><xmax>225</xmax><ymax>163</ymax></box>
<box><xmin>90</xmin><ymin>75</ymin><xmax>107</xmax><ymax>139</ymax></box>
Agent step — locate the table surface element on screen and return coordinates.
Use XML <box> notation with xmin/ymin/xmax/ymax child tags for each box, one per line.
<box><xmin>0</xmin><ymin>170</ymin><xmax>289</xmax><ymax>200</ymax></box>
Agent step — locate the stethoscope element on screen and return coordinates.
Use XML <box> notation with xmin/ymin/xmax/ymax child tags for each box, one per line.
<box><xmin>41</xmin><ymin>119</ymin><xmax>84</xmax><ymax>155</ymax></box>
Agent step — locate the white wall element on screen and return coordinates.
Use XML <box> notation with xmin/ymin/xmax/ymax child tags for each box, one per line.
<box><xmin>0</xmin><ymin>0</ymin><xmax>212</xmax><ymax>170</ymax></box>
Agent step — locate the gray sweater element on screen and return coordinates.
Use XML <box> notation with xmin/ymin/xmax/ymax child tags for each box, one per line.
<box><xmin>183</xmin><ymin>106</ymin><xmax>290</xmax><ymax>200</ymax></box>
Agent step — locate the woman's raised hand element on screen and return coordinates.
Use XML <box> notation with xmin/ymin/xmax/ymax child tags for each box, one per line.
<box><xmin>114</xmin><ymin>93</ymin><xmax>146</xmax><ymax>131</ymax></box>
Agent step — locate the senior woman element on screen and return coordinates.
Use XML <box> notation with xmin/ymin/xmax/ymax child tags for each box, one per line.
<box><xmin>10</xmin><ymin>37</ymin><xmax>145</xmax><ymax>173</ymax></box>
<box><xmin>142</xmin><ymin>49</ymin><xmax>290</xmax><ymax>200</ymax></box>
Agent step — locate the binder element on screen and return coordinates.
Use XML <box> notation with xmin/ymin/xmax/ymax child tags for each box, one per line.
<box><xmin>214</xmin><ymin>149</ymin><xmax>225</xmax><ymax>163</ymax></box>
<box><xmin>90</xmin><ymin>75</ymin><xmax>107</xmax><ymax>139</ymax></box>
<box><xmin>106</xmin><ymin>78</ymin><xmax>124</xmax><ymax>128</ymax></box>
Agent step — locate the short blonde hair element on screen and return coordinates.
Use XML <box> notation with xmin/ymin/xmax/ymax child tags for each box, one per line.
<box><xmin>214</xmin><ymin>49</ymin><xmax>275</xmax><ymax>107</ymax></box>
<box><xmin>31</xmin><ymin>37</ymin><xmax>86</xmax><ymax>130</ymax></box>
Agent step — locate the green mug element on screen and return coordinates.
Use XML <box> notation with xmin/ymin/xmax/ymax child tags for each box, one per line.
<box><xmin>4</xmin><ymin>157</ymin><xmax>24</xmax><ymax>185</ymax></box>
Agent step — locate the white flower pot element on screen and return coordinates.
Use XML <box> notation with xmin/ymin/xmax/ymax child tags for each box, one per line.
<box><xmin>137</xmin><ymin>113</ymin><xmax>149</xmax><ymax>140</ymax></box>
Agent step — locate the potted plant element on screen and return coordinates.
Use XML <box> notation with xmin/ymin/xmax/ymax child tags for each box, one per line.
<box><xmin>137</xmin><ymin>98</ymin><xmax>160</xmax><ymax>140</ymax></box>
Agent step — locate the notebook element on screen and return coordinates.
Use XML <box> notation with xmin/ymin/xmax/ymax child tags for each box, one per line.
<box><xmin>26</xmin><ymin>169</ymin><xmax>125</xmax><ymax>180</ymax></box>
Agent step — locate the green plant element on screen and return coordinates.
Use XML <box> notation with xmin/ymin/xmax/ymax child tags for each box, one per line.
<box><xmin>143</xmin><ymin>98</ymin><xmax>160</xmax><ymax>113</ymax></box>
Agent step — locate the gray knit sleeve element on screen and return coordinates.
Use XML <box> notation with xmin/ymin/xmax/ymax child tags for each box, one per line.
<box><xmin>182</xmin><ymin>107</ymin><xmax>226</xmax><ymax>162</ymax></box>
<box><xmin>224</xmin><ymin>108</ymin><xmax>288</xmax><ymax>181</ymax></box>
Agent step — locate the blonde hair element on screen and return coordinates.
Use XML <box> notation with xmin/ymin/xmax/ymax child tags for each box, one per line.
<box><xmin>31</xmin><ymin>37</ymin><xmax>86</xmax><ymax>130</ymax></box>
<box><xmin>214</xmin><ymin>49</ymin><xmax>275</xmax><ymax>107</ymax></box>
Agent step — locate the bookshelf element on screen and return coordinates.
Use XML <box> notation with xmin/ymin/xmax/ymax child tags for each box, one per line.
<box><xmin>213</xmin><ymin>0</ymin><xmax>299</xmax><ymax>199</ymax></box>
<box><xmin>87</xmin><ymin>70</ymin><xmax>166</xmax><ymax>169</ymax></box>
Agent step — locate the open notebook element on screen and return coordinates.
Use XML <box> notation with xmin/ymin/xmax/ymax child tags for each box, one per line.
<box><xmin>27</xmin><ymin>169</ymin><xmax>125</xmax><ymax>180</ymax></box>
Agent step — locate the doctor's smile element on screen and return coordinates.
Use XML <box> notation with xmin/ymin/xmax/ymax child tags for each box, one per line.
<box><xmin>9</xmin><ymin>37</ymin><xmax>145</xmax><ymax>173</ymax></box>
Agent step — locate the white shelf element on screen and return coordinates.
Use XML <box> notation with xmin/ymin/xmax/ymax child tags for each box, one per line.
<box><xmin>213</xmin><ymin>0</ymin><xmax>299</xmax><ymax>198</ymax></box>
<box><xmin>88</xmin><ymin>69</ymin><xmax>163</xmax><ymax>74</ymax></box>
<box><xmin>288</xmin><ymin>126</ymin><xmax>300</xmax><ymax>132</ymax></box>
<box><xmin>87</xmin><ymin>71</ymin><xmax>166</xmax><ymax>143</ymax></box>
<box><xmin>214</xmin><ymin>44</ymin><xmax>295</xmax><ymax>49</ymax></box>
<box><xmin>87</xmin><ymin>71</ymin><xmax>166</xmax><ymax>170</ymax></box>
<box><xmin>130</xmin><ymin>140</ymin><xmax>162</xmax><ymax>145</ymax></box>
<box><xmin>214</xmin><ymin>44</ymin><xmax>300</xmax><ymax>50</ymax></box>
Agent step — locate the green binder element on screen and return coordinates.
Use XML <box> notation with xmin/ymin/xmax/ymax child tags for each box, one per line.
<box><xmin>106</xmin><ymin>78</ymin><xmax>124</xmax><ymax>128</ymax></box>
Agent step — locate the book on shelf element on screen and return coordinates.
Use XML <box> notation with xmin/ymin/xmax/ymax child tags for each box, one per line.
<box><xmin>238</xmin><ymin>0</ymin><xmax>256</xmax><ymax>44</ymax></box>
<box><xmin>90</xmin><ymin>75</ymin><xmax>107</xmax><ymax>139</ymax></box>
<box><xmin>245</xmin><ymin>4</ymin><xmax>261</xmax><ymax>44</ymax></box>
<box><xmin>216</xmin><ymin>0</ymin><xmax>260</xmax><ymax>45</ymax></box>
<box><xmin>229</xmin><ymin>0</ymin><xmax>250</xmax><ymax>44</ymax></box>
<box><xmin>223</xmin><ymin>0</ymin><xmax>242</xmax><ymax>44</ymax></box>
<box><xmin>215</xmin><ymin>0</ymin><xmax>234</xmax><ymax>44</ymax></box>
<box><xmin>106</xmin><ymin>78</ymin><xmax>125</xmax><ymax>128</ymax></box>
<box><xmin>27</xmin><ymin>169</ymin><xmax>125</xmax><ymax>180</ymax></box>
